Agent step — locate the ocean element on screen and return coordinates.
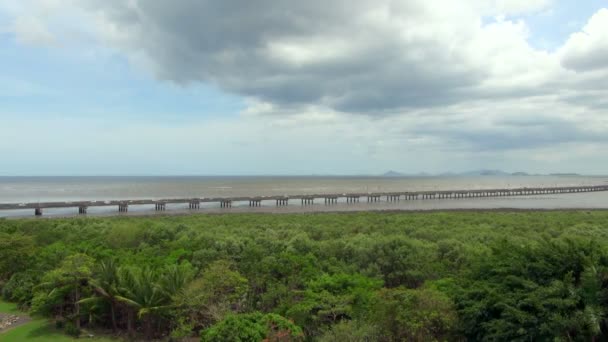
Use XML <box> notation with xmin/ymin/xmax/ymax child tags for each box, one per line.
<box><xmin>1</xmin><ymin>175</ymin><xmax>608</xmax><ymax>218</ymax></box>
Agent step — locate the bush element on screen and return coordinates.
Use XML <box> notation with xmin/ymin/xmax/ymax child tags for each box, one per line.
<box><xmin>201</xmin><ymin>312</ymin><xmax>303</xmax><ymax>342</ymax></box>
<box><xmin>65</xmin><ymin>321</ymin><xmax>81</xmax><ymax>337</ymax></box>
<box><xmin>318</xmin><ymin>320</ymin><xmax>381</xmax><ymax>342</ymax></box>
<box><xmin>2</xmin><ymin>271</ymin><xmax>38</xmax><ymax>307</ymax></box>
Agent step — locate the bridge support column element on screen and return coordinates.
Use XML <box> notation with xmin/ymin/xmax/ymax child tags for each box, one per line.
<box><xmin>301</xmin><ymin>198</ymin><xmax>314</xmax><ymax>206</ymax></box>
<box><xmin>78</xmin><ymin>206</ymin><xmax>88</xmax><ymax>215</ymax></box>
<box><xmin>118</xmin><ymin>203</ymin><xmax>128</xmax><ymax>213</ymax></box>
<box><xmin>325</xmin><ymin>197</ymin><xmax>337</xmax><ymax>205</ymax></box>
<box><xmin>155</xmin><ymin>203</ymin><xmax>166</xmax><ymax>211</ymax></box>
<box><xmin>189</xmin><ymin>200</ymin><xmax>200</xmax><ymax>209</ymax></box>
<box><xmin>35</xmin><ymin>207</ymin><xmax>43</xmax><ymax>216</ymax></box>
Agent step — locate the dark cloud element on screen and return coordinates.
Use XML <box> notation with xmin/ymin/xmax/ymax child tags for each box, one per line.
<box><xmin>562</xmin><ymin>47</ymin><xmax>608</xmax><ymax>73</ymax></box>
<box><xmin>86</xmin><ymin>0</ymin><xmax>492</xmax><ymax>112</ymax></box>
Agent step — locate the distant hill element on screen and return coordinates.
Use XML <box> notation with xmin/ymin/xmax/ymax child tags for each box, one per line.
<box><xmin>459</xmin><ymin>169</ymin><xmax>511</xmax><ymax>176</ymax></box>
<box><xmin>381</xmin><ymin>170</ymin><xmax>583</xmax><ymax>177</ymax></box>
<box><xmin>382</xmin><ymin>170</ymin><xmax>406</xmax><ymax>177</ymax></box>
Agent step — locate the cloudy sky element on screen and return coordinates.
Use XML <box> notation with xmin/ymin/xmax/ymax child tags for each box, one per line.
<box><xmin>1</xmin><ymin>0</ymin><xmax>607</xmax><ymax>175</ymax></box>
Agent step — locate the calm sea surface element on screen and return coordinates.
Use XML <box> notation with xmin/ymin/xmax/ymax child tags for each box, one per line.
<box><xmin>1</xmin><ymin>176</ymin><xmax>608</xmax><ymax>217</ymax></box>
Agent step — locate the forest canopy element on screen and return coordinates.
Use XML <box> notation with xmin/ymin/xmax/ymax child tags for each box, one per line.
<box><xmin>2</xmin><ymin>211</ymin><xmax>608</xmax><ymax>341</ymax></box>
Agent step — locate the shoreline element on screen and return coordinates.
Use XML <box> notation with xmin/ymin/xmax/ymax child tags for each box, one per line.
<box><xmin>3</xmin><ymin>206</ymin><xmax>608</xmax><ymax>220</ymax></box>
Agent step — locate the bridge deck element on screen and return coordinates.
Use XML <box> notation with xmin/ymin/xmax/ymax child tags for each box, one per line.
<box><xmin>1</xmin><ymin>185</ymin><xmax>607</xmax><ymax>211</ymax></box>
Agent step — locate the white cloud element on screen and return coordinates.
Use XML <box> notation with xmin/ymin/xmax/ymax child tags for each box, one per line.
<box><xmin>560</xmin><ymin>8</ymin><xmax>608</xmax><ymax>72</ymax></box>
<box><xmin>12</xmin><ymin>15</ymin><xmax>56</xmax><ymax>46</ymax></box>
<box><xmin>488</xmin><ymin>0</ymin><xmax>552</xmax><ymax>15</ymax></box>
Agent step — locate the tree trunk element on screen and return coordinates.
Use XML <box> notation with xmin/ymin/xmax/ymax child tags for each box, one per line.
<box><xmin>144</xmin><ymin>315</ymin><xmax>153</xmax><ymax>340</ymax></box>
<box><xmin>110</xmin><ymin>302</ymin><xmax>118</xmax><ymax>332</ymax></box>
<box><xmin>74</xmin><ymin>288</ymin><xmax>81</xmax><ymax>329</ymax></box>
<box><xmin>127</xmin><ymin>310</ymin><xmax>135</xmax><ymax>338</ymax></box>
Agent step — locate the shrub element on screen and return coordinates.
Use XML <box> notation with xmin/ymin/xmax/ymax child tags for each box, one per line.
<box><xmin>201</xmin><ymin>312</ymin><xmax>303</xmax><ymax>342</ymax></box>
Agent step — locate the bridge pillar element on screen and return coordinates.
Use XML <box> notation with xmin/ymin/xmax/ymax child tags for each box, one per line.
<box><xmin>35</xmin><ymin>207</ymin><xmax>43</xmax><ymax>216</ymax></box>
<box><xmin>189</xmin><ymin>200</ymin><xmax>200</xmax><ymax>209</ymax></box>
<box><xmin>118</xmin><ymin>203</ymin><xmax>128</xmax><ymax>213</ymax></box>
<box><xmin>78</xmin><ymin>206</ymin><xmax>88</xmax><ymax>215</ymax></box>
<box><xmin>155</xmin><ymin>203</ymin><xmax>166</xmax><ymax>211</ymax></box>
<box><xmin>301</xmin><ymin>198</ymin><xmax>313</xmax><ymax>206</ymax></box>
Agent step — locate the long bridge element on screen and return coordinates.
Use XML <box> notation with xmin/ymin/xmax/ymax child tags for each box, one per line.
<box><xmin>1</xmin><ymin>184</ymin><xmax>607</xmax><ymax>216</ymax></box>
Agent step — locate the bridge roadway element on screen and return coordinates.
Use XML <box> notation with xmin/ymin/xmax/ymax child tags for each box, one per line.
<box><xmin>1</xmin><ymin>185</ymin><xmax>607</xmax><ymax>216</ymax></box>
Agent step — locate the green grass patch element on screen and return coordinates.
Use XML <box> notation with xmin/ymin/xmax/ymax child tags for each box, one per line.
<box><xmin>1</xmin><ymin>300</ymin><xmax>117</xmax><ymax>342</ymax></box>
<box><xmin>0</xmin><ymin>319</ymin><xmax>118</xmax><ymax>342</ymax></box>
<box><xmin>0</xmin><ymin>300</ymin><xmax>20</xmax><ymax>314</ymax></box>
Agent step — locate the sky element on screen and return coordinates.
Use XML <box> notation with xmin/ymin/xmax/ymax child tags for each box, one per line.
<box><xmin>0</xmin><ymin>0</ymin><xmax>607</xmax><ymax>176</ymax></box>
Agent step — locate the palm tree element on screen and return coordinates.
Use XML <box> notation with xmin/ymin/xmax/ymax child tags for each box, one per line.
<box><xmin>78</xmin><ymin>259</ymin><xmax>121</xmax><ymax>332</ymax></box>
<box><xmin>115</xmin><ymin>266</ymin><xmax>174</xmax><ymax>339</ymax></box>
<box><xmin>78</xmin><ymin>263</ymin><xmax>192</xmax><ymax>339</ymax></box>
<box><xmin>157</xmin><ymin>264</ymin><xmax>193</xmax><ymax>300</ymax></box>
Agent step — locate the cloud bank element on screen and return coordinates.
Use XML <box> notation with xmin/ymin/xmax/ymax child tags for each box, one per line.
<box><xmin>2</xmin><ymin>0</ymin><xmax>608</xmax><ymax>173</ymax></box>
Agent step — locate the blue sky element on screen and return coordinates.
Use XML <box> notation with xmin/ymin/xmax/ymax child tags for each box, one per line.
<box><xmin>0</xmin><ymin>33</ymin><xmax>244</xmax><ymax>120</ymax></box>
<box><xmin>524</xmin><ymin>0</ymin><xmax>606</xmax><ymax>48</ymax></box>
<box><xmin>1</xmin><ymin>1</ymin><xmax>608</xmax><ymax>175</ymax></box>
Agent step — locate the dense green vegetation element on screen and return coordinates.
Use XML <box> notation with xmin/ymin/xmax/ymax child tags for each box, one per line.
<box><xmin>2</xmin><ymin>211</ymin><xmax>608</xmax><ymax>341</ymax></box>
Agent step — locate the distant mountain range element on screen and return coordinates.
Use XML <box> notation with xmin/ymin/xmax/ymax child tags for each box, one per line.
<box><xmin>382</xmin><ymin>170</ymin><xmax>582</xmax><ymax>177</ymax></box>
